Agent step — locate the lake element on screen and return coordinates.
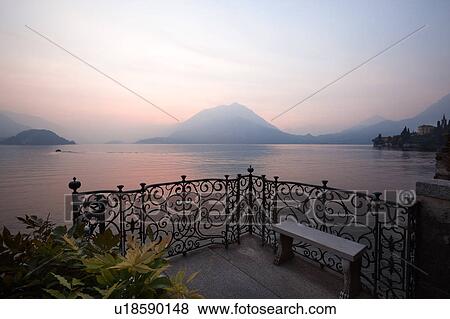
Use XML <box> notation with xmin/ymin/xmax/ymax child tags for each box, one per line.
<box><xmin>0</xmin><ymin>144</ymin><xmax>435</xmax><ymax>230</ymax></box>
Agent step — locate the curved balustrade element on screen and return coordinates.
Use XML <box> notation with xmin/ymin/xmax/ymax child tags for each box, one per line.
<box><xmin>68</xmin><ymin>166</ymin><xmax>416</xmax><ymax>298</ymax></box>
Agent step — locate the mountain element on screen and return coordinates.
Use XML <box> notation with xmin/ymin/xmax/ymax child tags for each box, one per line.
<box><xmin>0</xmin><ymin>113</ymin><xmax>29</xmax><ymax>138</ymax></box>
<box><xmin>409</xmin><ymin>93</ymin><xmax>450</xmax><ymax>124</ymax></box>
<box><xmin>137</xmin><ymin>103</ymin><xmax>311</xmax><ymax>144</ymax></box>
<box><xmin>313</xmin><ymin>93</ymin><xmax>450</xmax><ymax>144</ymax></box>
<box><xmin>0</xmin><ymin>129</ymin><xmax>75</xmax><ymax>145</ymax></box>
<box><xmin>137</xmin><ymin>94</ymin><xmax>450</xmax><ymax>145</ymax></box>
<box><xmin>348</xmin><ymin>115</ymin><xmax>386</xmax><ymax>131</ymax></box>
<box><xmin>0</xmin><ymin>110</ymin><xmax>63</xmax><ymax>133</ymax></box>
<box><xmin>0</xmin><ymin>110</ymin><xmax>78</xmax><ymax>143</ymax></box>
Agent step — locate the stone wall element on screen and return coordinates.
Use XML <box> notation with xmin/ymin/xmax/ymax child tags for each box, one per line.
<box><xmin>415</xmin><ymin>179</ymin><xmax>450</xmax><ymax>298</ymax></box>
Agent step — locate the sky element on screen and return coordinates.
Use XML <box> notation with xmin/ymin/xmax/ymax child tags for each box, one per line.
<box><xmin>1</xmin><ymin>0</ymin><xmax>450</xmax><ymax>142</ymax></box>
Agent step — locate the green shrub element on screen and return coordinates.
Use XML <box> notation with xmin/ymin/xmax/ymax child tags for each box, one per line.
<box><xmin>0</xmin><ymin>215</ymin><xmax>201</xmax><ymax>298</ymax></box>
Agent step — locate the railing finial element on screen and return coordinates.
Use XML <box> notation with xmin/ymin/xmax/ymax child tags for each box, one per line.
<box><xmin>68</xmin><ymin>177</ymin><xmax>81</xmax><ymax>193</ymax></box>
<box><xmin>322</xmin><ymin>180</ymin><xmax>328</xmax><ymax>188</ymax></box>
<box><xmin>117</xmin><ymin>185</ymin><xmax>124</xmax><ymax>192</ymax></box>
<box><xmin>247</xmin><ymin>165</ymin><xmax>254</xmax><ymax>174</ymax></box>
<box><xmin>373</xmin><ymin>192</ymin><xmax>383</xmax><ymax>201</ymax></box>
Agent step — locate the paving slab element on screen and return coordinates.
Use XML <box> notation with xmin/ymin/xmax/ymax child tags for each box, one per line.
<box><xmin>211</xmin><ymin>236</ymin><xmax>341</xmax><ymax>298</ymax></box>
<box><xmin>167</xmin><ymin>236</ymin><xmax>372</xmax><ymax>298</ymax></box>
<box><xmin>166</xmin><ymin>245</ymin><xmax>278</xmax><ymax>298</ymax></box>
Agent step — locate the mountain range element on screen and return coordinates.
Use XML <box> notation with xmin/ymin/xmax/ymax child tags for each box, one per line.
<box><xmin>311</xmin><ymin>93</ymin><xmax>450</xmax><ymax>144</ymax></box>
<box><xmin>137</xmin><ymin>93</ymin><xmax>450</xmax><ymax>144</ymax></box>
<box><xmin>2</xmin><ymin>92</ymin><xmax>450</xmax><ymax>144</ymax></box>
<box><xmin>0</xmin><ymin>110</ymin><xmax>64</xmax><ymax>139</ymax></box>
<box><xmin>0</xmin><ymin>113</ymin><xmax>29</xmax><ymax>138</ymax></box>
<box><xmin>0</xmin><ymin>111</ymin><xmax>75</xmax><ymax>145</ymax></box>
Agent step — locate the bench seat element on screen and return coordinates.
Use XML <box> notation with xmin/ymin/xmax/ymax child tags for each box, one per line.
<box><xmin>272</xmin><ymin>221</ymin><xmax>367</xmax><ymax>298</ymax></box>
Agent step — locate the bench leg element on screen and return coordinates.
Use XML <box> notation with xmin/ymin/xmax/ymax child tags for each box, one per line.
<box><xmin>274</xmin><ymin>233</ymin><xmax>294</xmax><ymax>265</ymax></box>
<box><xmin>339</xmin><ymin>257</ymin><xmax>362</xmax><ymax>298</ymax></box>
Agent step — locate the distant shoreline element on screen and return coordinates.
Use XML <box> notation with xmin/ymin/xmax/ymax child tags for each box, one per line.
<box><xmin>0</xmin><ymin>142</ymin><xmax>374</xmax><ymax>146</ymax></box>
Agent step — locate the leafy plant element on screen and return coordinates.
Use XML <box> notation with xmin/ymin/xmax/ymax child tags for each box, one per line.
<box><xmin>0</xmin><ymin>215</ymin><xmax>201</xmax><ymax>299</ymax></box>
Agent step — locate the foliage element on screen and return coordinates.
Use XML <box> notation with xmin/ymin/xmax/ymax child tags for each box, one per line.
<box><xmin>0</xmin><ymin>215</ymin><xmax>201</xmax><ymax>298</ymax></box>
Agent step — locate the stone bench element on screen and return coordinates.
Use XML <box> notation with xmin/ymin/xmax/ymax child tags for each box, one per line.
<box><xmin>273</xmin><ymin>221</ymin><xmax>367</xmax><ymax>298</ymax></box>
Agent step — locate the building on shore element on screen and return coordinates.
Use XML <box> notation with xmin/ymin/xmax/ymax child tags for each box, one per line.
<box><xmin>417</xmin><ymin>124</ymin><xmax>435</xmax><ymax>135</ymax></box>
<box><xmin>372</xmin><ymin>114</ymin><xmax>449</xmax><ymax>151</ymax></box>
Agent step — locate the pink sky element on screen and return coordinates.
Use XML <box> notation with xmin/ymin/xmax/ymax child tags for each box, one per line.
<box><xmin>1</xmin><ymin>1</ymin><xmax>450</xmax><ymax>142</ymax></box>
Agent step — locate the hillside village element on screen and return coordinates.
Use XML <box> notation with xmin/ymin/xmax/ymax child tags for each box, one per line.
<box><xmin>372</xmin><ymin>114</ymin><xmax>449</xmax><ymax>151</ymax></box>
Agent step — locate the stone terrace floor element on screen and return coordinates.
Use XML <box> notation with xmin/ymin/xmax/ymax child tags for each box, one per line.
<box><xmin>166</xmin><ymin>235</ymin><xmax>371</xmax><ymax>298</ymax></box>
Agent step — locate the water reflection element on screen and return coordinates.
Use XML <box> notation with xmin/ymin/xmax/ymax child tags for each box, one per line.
<box><xmin>0</xmin><ymin>144</ymin><xmax>435</xmax><ymax>230</ymax></box>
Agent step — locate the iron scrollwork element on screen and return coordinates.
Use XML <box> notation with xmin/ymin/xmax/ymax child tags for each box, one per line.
<box><xmin>69</xmin><ymin>166</ymin><xmax>416</xmax><ymax>298</ymax></box>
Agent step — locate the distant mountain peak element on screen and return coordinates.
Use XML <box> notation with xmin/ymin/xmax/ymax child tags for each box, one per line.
<box><xmin>0</xmin><ymin>113</ymin><xmax>29</xmax><ymax>138</ymax></box>
<box><xmin>343</xmin><ymin>115</ymin><xmax>387</xmax><ymax>132</ymax></box>
<box><xmin>137</xmin><ymin>102</ymin><xmax>311</xmax><ymax>144</ymax></box>
<box><xmin>200</xmin><ymin>102</ymin><xmax>257</xmax><ymax>114</ymax></box>
<box><xmin>226</xmin><ymin>102</ymin><xmax>249</xmax><ymax>109</ymax></box>
<box><xmin>179</xmin><ymin>103</ymin><xmax>277</xmax><ymax>131</ymax></box>
<box><xmin>359</xmin><ymin>115</ymin><xmax>386</xmax><ymax>126</ymax></box>
<box><xmin>228</xmin><ymin>102</ymin><xmax>245</xmax><ymax>107</ymax></box>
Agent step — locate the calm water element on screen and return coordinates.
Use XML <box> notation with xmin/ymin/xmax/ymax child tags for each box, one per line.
<box><xmin>0</xmin><ymin>144</ymin><xmax>435</xmax><ymax>230</ymax></box>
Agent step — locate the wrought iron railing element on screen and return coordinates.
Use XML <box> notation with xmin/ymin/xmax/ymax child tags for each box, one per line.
<box><xmin>68</xmin><ymin>166</ymin><xmax>416</xmax><ymax>298</ymax></box>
